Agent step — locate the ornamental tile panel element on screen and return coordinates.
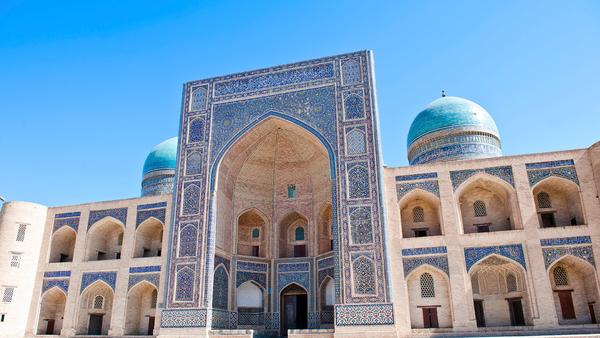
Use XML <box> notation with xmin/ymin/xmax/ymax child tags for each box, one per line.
<box><xmin>214</xmin><ymin>255</ymin><xmax>231</xmax><ymax>271</ymax></box>
<box><xmin>335</xmin><ymin>303</ymin><xmax>394</xmax><ymax>326</ymax></box>
<box><xmin>527</xmin><ymin>166</ymin><xmax>579</xmax><ymax>186</ymax></box>
<box><xmin>44</xmin><ymin>270</ymin><xmax>71</xmax><ymax>278</ymax></box>
<box><xmin>403</xmin><ymin>256</ymin><xmax>449</xmax><ymax>277</ymax></box>
<box><xmin>402</xmin><ymin>246</ymin><xmax>447</xmax><ymax>256</ymax></box>
<box><xmin>396</xmin><ymin>180</ymin><xmax>439</xmax><ymax>199</ymax></box>
<box><xmin>451</xmin><ymin>166</ymin><xmax>514</xmax><ymax>190</ymax></box>
<box><xmin>317</xmin><ymin>256</ymin><xmax>335</xmax><ymax>269</ymax></box>
<box><xmin>526</xmin><ymin>159</ymin><xmax>575</xmax><ymax>169</ymax></box>
<box><xmin>318</xmin><ymin>267</ymin><xmax>335</xmax><ymax>285</ymax></box>
<box><xmin>277</xmin><ymin>272</ymin><xmax>310</xmax><ymax>292</ymax></box>
<box><xmin>53</xmin><ymin>217</ymin><xmax>79</xmax><ymax>232</ymax></box>
<box><xmin>80</xmin><ymin>271</ymin><xmax>117</xmax><ymax>292</ymax></box>
<box><xmin>128</xmin><ymin>273</ymin><xmax>160</xmax><ymax>290</ymax></box>
<box><xmin>160</xmin><ymin>309</ymin><xmax>207</xmax><ymax>328</ymax></box>
<box><xmin>55</xmin><ymin>211</ymin><xmax>81</xmax><ymax>218</ymax></box>
<box><xmin>237</xmin><ymin>260</ymin><xmax>268</xmax><ymax>272</ymax></box>
<box><xmin>136</xmin><ymin>208</ymin><xmax>166</xmax><ymax>227</ymax></box>
<box><xmin>278</xmin><ymin>262</ymin><xmax>310</xmax><ymax>272</ymax></box>
<box><xmin>236</xmin><ymin>271</ymin><xmax>267</xmax><ymax>289</ymax></box>
<box><xmin>42</xmin><ymin>279</ymin><xmax>69</xmax><ymax>293</ymax></box>
<box><xmin>137</xmin><ymin>202</ymin><xmax>167</xmax><ymax>210</ymax></box>
<box><xmin>543</xmin><ymin>245</ymin><xmax>595</xmax><ymax>268</ymax></box>
<box><xmin>541</xmin><ymin>236</ymin><xmax>592</xmax><ymax>246</ymax></box>
<box><xmin>464</xmin><ymin>244</ymin><xmax>526</xmax><ymax>271</ymax></box>
<box><xmin>129</xmin><ymin>265</ymin><xmax>161</xmax><ymax>273</ymax></box>
<box><xmin>395</xmin><ymin>172</ymin><xmax>438</xmax><ymax>182</ymax></box>
<box><xmin>88</xmin><ymin>208</ymin><xmax>127</xmax><ymax>228</ymax></box>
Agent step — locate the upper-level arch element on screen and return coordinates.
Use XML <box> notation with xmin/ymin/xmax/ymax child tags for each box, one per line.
<box><xmin>532</xmin><ymin>176</ymin><xmax>585</xmax><ymax>227</ymax></box>
<box><xmin>399</xmin><ymin>188</ymin><xmax>442</xmax><ymax>238</ymax></box>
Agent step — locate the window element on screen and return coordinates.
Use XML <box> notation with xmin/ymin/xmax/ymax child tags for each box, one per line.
<box><xmin>93</xmin><ymin>295</ymin><xmax>104</xmax><ymax>309</ymax></box>
<box><xmin>412</xmin><ymin>207</ymin><xmax>425</xmax><ymax>223</ymax></box>
<box><xmin>251</xmin><ymin>228</ymin><xmax>260</xmax><ymax>239</ymax></box>
<box><xmin>251</xmin><ymin>246</ymin><xmax>259</xmax><ymax>257</ymax></box>
<box><xmin>420</xmin><ymin>273</ymin><xmax>435</xmax><ymax>298</ymax></box>
<box><xmin>537</xmin><ymin>192</ymin><xmax>552</xmax><ymax>209</ymax></box>
<box><xmin>287</xmin><ymin>184</ymin><xmax>297</xmax><ymax>198</ymax></box>
<box><xmin>541</xmin><ymin>212</ymin><xmax>556</xmax><ymax>228</ymax></box>
<box><xmin>506</xmin><ymin>273</ymin><xmax>517</xmax><ymax>292</ymax></box>
<box><xmin>151</xmin><ymin>289</ymin><xmax>158</xmax><ymax>309</ymax></box>
<box><xmin>16</xmin><ymin>224</ymin><xmax>26</xmax><ymax>242</ymax></box>
<box><xmin>554</xmin><ymin>266</ymin><xmax>569</xmax><ymax>286</ymax></box>
<box><xmin>294</xmin><ymin>245</ymin><xmax>306</xmax><ymax>257</ymax></box>
<box><xmin>473</xmin><ymin>200</ymin><xmax>487</xmax><ymax>217</ymax></box>
<box><xmin>295</xmin><ymin>227</ymin><xmax>305</xmax><ymax>241</ymax></box>
<box><xmin>2</xmin><ymin>287</ymin><xmax>14</xmax><ymax>303</ymax></box>
<box><xmin>10</xmin><ymin>254</ymin><xmax>20</xmax><ymax>268</ymax></box>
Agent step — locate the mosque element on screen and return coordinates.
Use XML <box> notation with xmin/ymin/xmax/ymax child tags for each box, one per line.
<box><xmin>1</xmin><ymin>50</ymin><xmax>600</xmax><ymax>338</ymax></box>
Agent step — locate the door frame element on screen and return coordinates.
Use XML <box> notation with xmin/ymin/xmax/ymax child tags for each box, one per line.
<box><xmin>280</xmin><ymin>284</ymin><xmax>308</xmax><ymax>336</ymax></box>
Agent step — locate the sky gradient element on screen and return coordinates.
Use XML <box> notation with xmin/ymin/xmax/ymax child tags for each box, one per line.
<box><xmin>1</xmin><ymin>0</ymin><xmax>599</xmax><ymax>206</ymax></box>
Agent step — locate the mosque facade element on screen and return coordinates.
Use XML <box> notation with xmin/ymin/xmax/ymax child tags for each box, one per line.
<box><xmin>2</xmin><ymin>51</ymin><xmax>600</xmax><ymax>338</ymax></box>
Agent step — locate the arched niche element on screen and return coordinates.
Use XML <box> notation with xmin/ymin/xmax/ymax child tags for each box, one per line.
<box><xmin>133</xmin><ymin>218</ymin><xmax>164</xmax><ymax>258</ymax></box>
<box><xmin>125</xmin><ymin>281</ymin><xmax>158</xmax><ymax>335</ymax></box>
<box><xmin>456</xmin><ymin>174</ymin><xmax>521</xmax><ymax>234</ymax></box>
<box><xmin>405</xmin><ymin>265</ymin><xmax>452</xmax><ymax>328</ymax></box>
<box><xmin>280</xmin><ymin>283</ymin><xmax>308</xmax><ymax>334</ymax></box>
<box><xmin>319</xmin><ymin>277</ymin><xmax>335</xmax><ymax>327</ymax></box>
<box><xmin>279</xmin><ymin>211</ymin><xmax>309</xmax><ymax>258</ymax></box>
<box><xmin>76</xmin><ymin>281</ymin><xmax>114</xmax><ymax>335</ymax></box>
<box><xmin>213</xmin><ymin>117</ymin><xmax>332</xmax><ymax>261</ymax></box>
<box><xmin>399</xmin><ymin>189</ymin><xmax>442</xmax><ymax>238</ymax></box>
<box><xmin>236</xmin><ymin>281</ymin><xmax>265</xmax><ymax>327</ymax></box>
<box><xmin>37</xmin><ymin>287</ymin><xmax>67</xmax><ymax>334</ymax></box>
<box><xmin>49</xmin><ymin>226</ymin><xmax>77</xmax><ymax>263</ymax></box>
<box><xmin>85</xmin><ymin>217</ymin><xmax>125</xmax><ymax>261</ymax></box>
<box><xmin>532</xmin><ymin>177</ymin><xmax>585</xmax><ymax>228</ymax></box>
<box><xmin>318</xmin><ymin>203</ymin><xmax>333</xmax><ymax>254</ymax></box>
<box><xmin>236</xmin><ymin>209</ymin><xmax>268</xmax><ymax>258</ymax></box>
<box><xmin>469</xmin><ymin>255</ymin><xmax>531</xmax><ymax>327</ymax></box>
<box><xmin>548</xmin><ymin>255</ymin><xmax>599</xmax><ymax>324</ymax></box>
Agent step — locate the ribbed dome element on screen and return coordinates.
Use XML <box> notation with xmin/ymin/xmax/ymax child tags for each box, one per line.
<box><xmin>407</xmin><ymin>96</ymin><xmax>502</xmax><ymax>165</ymax></box>
<box><xmin>142</xmin><ymin>137</ymin><xmax>178</xmax><ymax>176</ymax></box>
<box><xmin>141</xmin><ymin>137</ymin><xmax>178</xmax><ymax>197</ymax></box>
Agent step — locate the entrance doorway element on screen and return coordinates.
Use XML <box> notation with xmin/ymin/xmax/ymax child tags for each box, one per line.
<box><xmin>508</xmin><ymin>298</ymin><xmax>525</xmax><ymax>326</ymax></box>
<box><xmin>474</xmin><ymin>300</ymin><xmax>486</xmax><ymax>327</ymax></box>
<box><xmin>422</xmin><ymin>307</ymin><xmax>439</xmax><ymax>328</ymax></box>
<box><xmin>557</xmin><ymin>290</ymin><xmax>576</xmax><ymax>319</ymax></box>
<box><xmin>45</xmin><ymin>319</ymin><xmax>55</xmax><ymax>335</ymax></box>
<box><xmin>147</xmin><ymin>316</ymin><xmax>155</xmax><ymax>335</ymax></box>
<box><xmin>281</xmin><ymin>284</ymin><xmax>308</xmax><ymax>335</ymax></box>
<box><xmin>88</xmin><ymin>314</ymin><xmax>103</xmax><ymax>335</ymax></box>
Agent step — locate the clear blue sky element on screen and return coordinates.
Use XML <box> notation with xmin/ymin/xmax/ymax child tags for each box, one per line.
<box><xmin>1</xmin><ymin>1</ymin><xmax>599</xmax><ymax>206</ymax></box>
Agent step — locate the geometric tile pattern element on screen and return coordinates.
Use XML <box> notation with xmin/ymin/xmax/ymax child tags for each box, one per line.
<box><xmin>318</xmin><ymin>267</ymin><xmax>335</xmax><ymax>285</ymax></box>
<box><xmin>129</xmin><ymin>265</ymin><xmax>161</xmax><ymax>273</ymax></box>
<box><xmin>212</xmin><ymin>266</ymin><xmax>229</xmax><ymax>310</ymax></box>
<box><xmin>42</xmin><ymin>279</ymin><xmax>69</xmax><ymax>293</ymax></box>
<box><xmin>160</xmin><ymin>309</ymin><xmax>207</xmax><ymax>328</ymax></box>
<box><xmin>88</xmin><ymin>208</ymin><xmax>128</xmax><ymax>228</ymax></box>
<box><xmin>80</xmin><ymin>271</ymin><xmax>117</xmax><ymax>293</ymax></box>
<box><xmin>53</xmin><ymin>215</ymin><xmax>80</xmax><ymax>232</ymax></box>
<box><xmin>136</xmin><ymin>208</ymin><xmax>166</xmax><ymax>227</ymax></box>
<box><xmin>137</xmin><ymin>202</ymin><xmax>167</xmax><ymax>210</ymax></box>
<box><xmin>396</xmin><ymin>180</ymin><xmax>440</xmax><ymax>199</ymax></box>
<box><xmin>402</xmin><ymin>246</ymin><xmax>447</xmax><ymax>256</ymax></box>
<box><xmin>527</xmin><ymin>166</ymin><xmax>579</xmax><ymax>186</ymax></box>
<box><xmin>541</xmin><ymin>236</ymin><xmax>592</xmax><ymax>247</ymax></box>
<box><xmin>237</xmin><ymin>260</ymin><xmax>268</xmax><ymax>272</ymax></box>
<box><xmin>352</xmin><ymin>255</ymin><xmax>376</xmax><ymax>295</ymax></box>
<box><xmin>128</xmin><ymin>273</ymin><xmax>160</xmax><ymax>290</ymax></box>
<box><xmin>43</xmin><ymin>270</ymin><xmax>71</xmax><ymax>278</ymax></box>
<box><xmin>450</xmin><ymin>165</ymin><xmax>514</xmax><ymax>190</ymax></box>
<box><xmin>464</xmin><ymin>244</ymin><xmax>526</xmax><ymax>271</ymax></box>
<box><xmin>236</xmin><ymin>271</ymin><xmax>267</xmax><ymax>289</ymax></box>
<box><xmin>403</xmin><ymin>255</ymin><xmax>449</xmax><ymax>277</ymax></box>
<box><xmin>542</xmin><ymin>245</ymin><xmax>595</xmax><ymax>269</ymax></box>
<box><xmin>395</xmin><ymin>172</ymin><xmax>438</xmax><ymax>182</ymax></box>
<box><xmin>335</xmin><ymin>303</ymin><xmax>394</xmax><ymax>326</ymax></box>
<box><xmin>525</xmin><ymin>159</ymin><xmax>575</xmax><ymax>169</ymax></box>
<box><xmin>317</xmin><ymin>256</ymin><xmax>335</xmax><ymax>269</ymax></box>
<box><xmin>349</xmin><ymin>206</ymin><xmax>373</xmax><ymax>244</ymax></box>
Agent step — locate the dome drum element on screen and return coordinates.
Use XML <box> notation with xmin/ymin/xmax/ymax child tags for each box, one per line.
<box><xmin>141</xmin><ymin>137</ymin><xmax>178</xmax><ymax>197</ymax></box>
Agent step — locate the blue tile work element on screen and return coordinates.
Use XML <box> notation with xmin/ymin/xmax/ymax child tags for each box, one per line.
<box><xmin>277</xmin><ymin>272</ymin><xmax>310</xmax><ymax>292</ymax></box>
<box><xmin>181</xmin><ymin>182</ymin><xmax>201</xmax><ymax>215</ymax></box>
<box><xmin>141</xmin><ymin>175</ymin><xmax>175</xmax><ymax>197</ymax></box>
<box><xmin>185</xmin><ymin>151</ymin><xmax>203</xmax><ymax>176</ymax></box>
<box><xmin>237</xmin><ymin>260</ymin><xmax>268</xmax><ymax>272</ymax></box>
<box><xmin>526</xmin><ymin>159</ymin><xmax>575</xmax><ymax>169</ymax></box>
<box><xmin>237</xmin><ymin>312</ymin><xmax>264</xmax><ymax>326</ymax></box>
<box><xmin>214</xmin><ymin>62</ymin><xmax>334</xmax><ymax>97</ymax></box>
<box><xmin>351</xmin><ymin>254</ymin><xmax>376</xmax><ymax>295</ymax></box>
<box><xmin>317</xmin><ymin>256</ymin><xmax>335</xmax><ymax>269</ymax></box>
<box><xmin>53</xmin><ymin>215</ymin><xmax>79</xmax><ymax>232</ymax></box>
<box><xmin>527</xmin><ymin>166</ymin><xmax>579</xmax><ymax>186</ymax></box>
<box><xmin>128</xmin><ymin>273</ymin><xmax>160</xmax><ymax>290</ymax></box>
<box><xmin>236</xmin><ymin>271</ymin><xmax>267</xmax><ymax>289</ymax></box>
<box><xmin>80</xmin><ymin>271</ymin><xmax>117</xmax><ymax>293</ymax></box>
<box><xmin>347</xmin><ymin>162</ymin><xmax>370</xmax><ymax>199</ymax></box>
<box><xmin>214</xmin><ymin>255</ymin><xmax>230</xmax><ymax>271</ymax></box>
<box><xmin>44</xmin><ymin>270</ymin><xmax>71</xmax><ymax>278</ymax></box>
<box><xmin>349</xmin><ymin>206</ymin><xmax>373</xmax><ymax>244</ymax></box>
<box><xmin>411</xmin><ymin>143</ymin><xmax>502</xmax><ymax>166</ymax></box>
<box><xmin>42</xmin><ymin>279</ymin><xmax>69</xmax><ymax>293</ymax></box>
<box><xmin>451</xmin><ymin>166</ymin><xmax>514</xmax><ymax>190</ymax></box>
<box><xmin>55</xmin><ymin>211</ymin><xmax>81</xmax><ymax>218</ymax></box>
<box><xmin>308</xmin><ymin>311</ymin><xmax>320</xmax><ymax>329</ymax></box>
<box><xmin>343</xmin><ymin>91</ymin><xmax>365</xmax><ymax>120</ymax></box>
<box><xmin>175</xmin><ymin>265</ymin><xmax>195</xmax><ymax>302</ymax></box>
<box><xmin>335</xmin><ymin>303</ymin><xmax>394</xmax><ymax>326</ymax></box>
<box><xmin>211</xmin><ymin>309</ymin><xmax>236</xmax><ymax>329</ymax></box>
<box><xmin>212</xmin><ymin>266</ymin><xmax>229</xmax><ymax>310</ymax></box>
<box><xmin>464</xmin><ymin>244</ymin><xmax>526</xmax><ymax>271</ymax></box>
<box><xmin>345</xmin><ymin>126</ymin><xmax>367</xmax><ymax>156</ymax></box>
<box><xmin>265</xmin><ymin>312</ymin><xmax>280</xmax><ymax>330</ymax></box>
<box><xmin>278</xmin><ymin>262</ymin><xmax>310</xmax><ymax>272</ymax></box>
<box><xmin>137</xmin><ymin>202</ymin><xmax>167</xmax><ymax>210</ymax></box>
<box><xmin>88</xmin><ymin>208</ymin><xmax>127</xmax><ymax>228</ymax></box>
<box><xmin>190</xmin><ymin>87</ymin><xmax>208</xmax><ymax>111</ymax></box>
<box><xmin>541</xmin><ymin>236</ymin><xmax>592</xmax><ymax>247</ymax></box>
<box><xmin>160</xmin><ymin>309</ymin><xmax>207</xmax><ymax>328</ymax></box>
<box><xmin>543</xmin><ymin>246</ymin><xmax>595</xmax><ymax>269</ymax></box>
<box><xmin>396</xmin><ymin>180</ymin><xmax>440</xmax><ymax>200</ymax></box>
<box><xmin>178</xmin><ymin>223</ymin><xmax>198</xmax><ymax>257</ymax></box>
<box><xmin>403</xmin><ymin>256</ymin><xmax>449</xmax><ymax>277</ymax></box>
<box><xmin>164</xmin><ymin>51</ymin><xmax>392</xmax><ymax>327</ymax></box>
<box><xmin>402</xmin><ymin>246</ymin><xmax>447</xmax><ymax>256</ymax></box>
<box><xmin>129</xmin><ymin>266</ymin><xmax>161</xmax><ymax>273</ymax></box>
<box><xmin>136</xmin><ymin>208</ymin><xmax>166</xmax><ymax>227</ymax></box>
<box><xmin>318</xmin><ymin>267</ymin><xmax>335</xmax><ymax>285</ymax></box>
<box><xmin>395</xmin><ymin>172</ymin><xmax>438</xmax><ymax>182</ymax></box>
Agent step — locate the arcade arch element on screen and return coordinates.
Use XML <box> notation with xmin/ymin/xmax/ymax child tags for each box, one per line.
<box><xmin>49</xmin><ymin>226</ymin><xmax>76</xmax><ymax>263</ymax></box>
<box><xmin>37</xmin><ymin>287</ymin><xmax>67</xmax><ymax>334</ymax></box>
<box><xmin>533</xmin><ymin>177</ymin><xmax>585</xmax><ymax>228</ymax></box>
<box><xmin>399</xmin><ymin>189</ymin><xmax>442</xmax><ymax>238</ymax></box>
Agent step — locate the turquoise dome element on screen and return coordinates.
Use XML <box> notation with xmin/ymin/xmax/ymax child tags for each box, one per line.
<box><xmin>142</xmin><ymin>137</ymin><xmax>178</xmax><ymax>175</ymax></box>
<box><xmin>407</xmin><ymin>96</ymin><xmax>499</xmax><ymax>147</ymax></box>
<box><xmin>407</xmin><ymin>96</ymin><xmax>502</xmax><ymax>165</ymax></box>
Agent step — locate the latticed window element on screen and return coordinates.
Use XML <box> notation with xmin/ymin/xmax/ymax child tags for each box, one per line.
<box><xmin>295</xmin><ymin>227</ymin><xmax>305</xmax><ymax>241</ymax></box>
<box><xmin>473</xmin><ymin>200</ymin><xmax>487</xmax><ymax>217</ymax></box>
<box><xmin>413</xmin><ymin>206</ymin><xmax>425</xmax><ymax>223</ymax></box>
<box><xmin>150</xmin><ymin>290</ymin><xmax>157</xmax><ymax>309</ymax></box>
<box><xmin>2</xmin><ymin>288</ymin><xmax>14</xmax><ymax>303</ymax></box>
<box><xmin>506</xmin><ymin>273</ymin><xmax>517</xmax><ymax>292</ymax></box>
<box><xmin>10</xmin><ymin>255</ymin><xmax>20</xmax><ymax>268</ymax></box>
<box><xmin>420</xmin><ymin>273</ymin><xmax>435</xmax><ymax>298</ymax></box>
<box><xmin>252</xmin><ymin>228</ymin><xmax>260</xmax><ymax>239</ymax></box>
<box><xmin>537</xmin><ymin>192</ymin><xmax>552</xmax><ymax>209</ymax></box>
<box><xmin>16</xmin><ymin>224</ymin><xmax>26</xmax><ymax>242</ymax></box>
<box><xmin>471</xmin><ymin>274</ymin><xmax>480</xmax><ymax>294</ymax></box>
<box><xmin>553</xmin><ymin>266</ymin><xmax>569</xmax><ymax>286</ymax></box>
<box><xmin>93</xmin><ymin>295</ymin><xmax>104</xmax><ymax>309</ymax></box>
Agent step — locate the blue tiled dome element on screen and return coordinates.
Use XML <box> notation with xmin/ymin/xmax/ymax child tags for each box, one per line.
<box><xmin>407</xmin><ymin>96</ymin><xmax>502</xmax><ymax>165</ymax></box>
<box><xmin>142</xmin><ymin>137</ymin><xmax>178</xmax><ymax>175</ymax></box>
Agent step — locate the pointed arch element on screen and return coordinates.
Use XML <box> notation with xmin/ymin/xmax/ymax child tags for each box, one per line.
<box><xmin>399</xmin><ymin>188</ymin><xmax>442</xmax><ymax>238</ymax></box>
<box><xmin>236</xmin><ymin>208</ymin><xmax>269</xmax><ymax>258</ymax></box>
<box><xmin>133</xmin><ymin>217</ymin><xmax>164</xmax><ymax>258</ymax></box>
<box><xmin>405</xmin><ymin>264</ymin><xmax>453</xmax><ymax>328</ymax></box>
<box><xmin>125</xmin><ymin>280</ymin><xmax>158</xmax><ymax>335</ymax></box>
<box><xmin>532</xmin><ymin>176</ymin><xmax>584</xmax><ymax>227</ymax></box>
<box><xmin>37</xmin><ymin>286</ymin><xmax>67</xmax><ymax>334</ymax></box>
<box><xmin>76</xmin><ymin>280</ymin><xmax>114</xmax><ymax>335</ymax></box>
<box><xmin>212</xmin><ymin>265</ymin><xmax>229</xmax><ymax>310</ymax></box>
<box><xmin>49</xmin><ymin>225</ymin><xmax>77</xmax><ymax>263</ymax></box>
<box><xmin>85</xmin><ymin>217</ymin><xmax>125</xmax><ymax>261</ymax></box>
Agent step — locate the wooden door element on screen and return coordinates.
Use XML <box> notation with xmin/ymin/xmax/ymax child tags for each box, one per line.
<box><xmin>557</xmin><ymin>290</ymin><xmax>576</xmax><ymax>319</ymax></box>
<box><xmin>45</xmin><ymin>319</ymin><xmax>55</xmax><ymax>334</ymax></box>
<box><xmin>474</xmin><ymin>300</ymin><xmax>486</xmax><ymax>327</ymax></box>
<box><xmin>508</xmin><ymin>299</ymin><xmax>525</xmax><ymax>326</ymax></box>
<box><xmin>422</xmin><ymin>308</ymin><xmax>439</xmax><ymax>328</ymax></box>
<box><xmin>589</xmin><ymin>304</ymin><xmax>597</xmax><ymax>324</ymax></box>
<box><xmin>147</xmin><ymin>316</ymin><xmax>155</xmax><ymax>335</ymax></box>
<box><xmin>88</xmin><ymin>314</ymin><xmax>103</xmax><ymax>335</ymax></box>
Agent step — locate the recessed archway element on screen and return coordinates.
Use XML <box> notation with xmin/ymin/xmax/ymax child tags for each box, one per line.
<box><xmin>76</xmin><ymin>281</ymin><xmax>114</xmax><ymax>335</ymax></box>
<box><xmin>236</xmin><ymin>281</ymin><xmax>265</xmax><ymax>327</ymax></box>
<box><xmin>133</xmin><ymin>218</ymin><xmax>163</xmax><ymax>258</ymax></box>
<box><xmin>405</xmin><ymin>265</ymin><xmax>453</xmax><ymax>328</ymax></box>
<box><xmin>280</xmin><ymin>283</ymin><xmax>308</xmax><ymax>335</ymax></box>
<box><xmin>236</xmin><ymin>208</ymin><xmax>268</xmax><ymax>258</ymax></box>
<box><xmin>85</xmin><ymin>217</ymin><xmax>125</xmax><ymax>261</ymax></box>
<box><xmin>124</xmin><ymin>281</ymin><xmax>158</xmax><ymax>335</ymax></box>
<box><xmin>49</xmin><ymin>226</ymin><xmax>77</xmax><ymax>263</ymax></box>
<box><xmin>37</xmin><ymin>287</ymin><xmax>67</xmax><ymax>334</ymax></box>
<box><xmin>399</xmin><ymin>189</ymin><xmax>442</xmax><ymax>238</ymax></box>
<box><xmin>532</xmin><ymin>177</ymin><xmax>584</xmax><ymax>228</ymax></box>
